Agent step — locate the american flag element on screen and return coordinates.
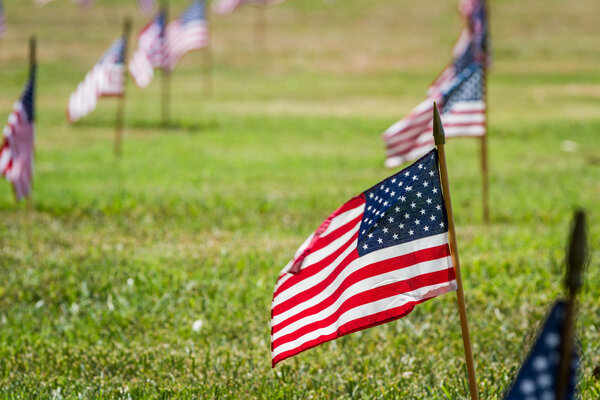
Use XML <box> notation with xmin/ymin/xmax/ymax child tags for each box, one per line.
<box><xmin>138</xmin><ymin>0</ymin><xmax>157</xmax><ymax>15</ymax></box>
<box><xmin>163</xmin><ymin>0</ymin><xmax>208</xmax><ymax>71</ymax></box>
<box><xmin>67</xmin><ymin>37</ymin><xmax>126</xmax><ymax>123</ymax></box>
<box><xmin>129</xmin><ymin>12</ymin><xmax>166</xmax><ymax>88</ymax></box>
<box><xmin>0</xmin><ymin>66</ymin><xmax>36</xmax><ymax>201</ymax></box>
<box><xmin>383</xmin><ymin>63</ymin><xmax>485</xmax><ymax>168</ymax></box>
<box><xmin>0</xmin><ymin>0</ymin><xmax>6</xmax><ymax>38</ymax></box>
<box><xmin>213</xmin><ymin>0</ymin><xmax>283</xmax><ymax>16</ymax></box>
<box><xmin>504</xmin><ymin>301</ymin><xmax>578</xmax><ymax>400</ymax></box>
<box><xmin>271</xmin><ymin>149</ymin><xmax>457</xmax><ymax>366</ymax></box>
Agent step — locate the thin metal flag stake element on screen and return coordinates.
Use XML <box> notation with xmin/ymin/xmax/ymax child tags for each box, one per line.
<box><xmin>115</xmin><ymin>18</ymin><xmax>132</xmax><ymax>157</ymax></box>
<box><xmin>25</xmin><ymin>36</ymin><xmax>37</xmax><ymax>211</ymax></box>
<box><xmin>433</xmin><ymin>102</ymin><xmax>479</xmax><ymax>400</ymax></box>
<box><xmin>160</xmin><ymin>0</ymin><xmax>170</xmax><ymax>127</ymax></box>
<box><xmin>556</xmin><ymin>210</ymin><xmax>588</xmax><ymax>399</ymax></box>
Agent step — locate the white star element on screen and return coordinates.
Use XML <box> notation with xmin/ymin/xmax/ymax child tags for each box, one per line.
<box><xmin>416</xmin><ymin>192</ymin><xmax>422</xmax><ymax>198</ymax></box>
<box><xmin>368</xmin><ymin>233</ymin><xmax>373</xmax><ymax>238</ymax></box>
<box><xmin>412</xmin><ymin>175</ymin><xmax>418</xmax><ymax>181</ymax></box>
<box><xmin>363</xmin><ymin>244</ymin><xmax>368</xmax><ymax>250</ymax></box>
<box><xmin>380</xmin><ymin>185</ymin><xmax>384</xmax><ymax>190</ymax></box>
<box><xmin>400</xmin><ymin>196</ymin><xmax>406</xmax><ymax>202</ymax></box>
<box><xmin>398</xmin><ymin>181</ymin><xmax>403</xmax><ymax>187</ymax></box>
<box><xmin>367</xmin><ymin>206</ymin><xmax>372</xmax><ymax>211</ymax></box>
<box><xmin>383</xmin><ymin>201</ymin><xmax>389</xmax><ymax>206</ymax></box>
<box><xmin>395</xmin><ymin>207</ymin><xmax>400</xmax><ymax>212</ymax></box>
<box><xmin>378</xmin><ymin>198</ymin><xmax>383</xmax><ymax>204</ymax></box>
<box><xmin>362</xmin><ymin>229</ymin><xmax>366</xmax><ymax>234</ymax></box>
<box><xmin>369</xmin><ymin>193</ymin><xmax>374</xmax><ymax>198</ymax></box>
<box><xmin>433</xmin><ymin>188</ymin><xmax>438</xmax><ymax>194</ymax></box>
<box><xmin>399</xmin><ymin>223</ymin><xmax>404</xmax><ymax>229</ymax></box>
<box><xmin>430</xmin><ymin>215</ymin><xmax>436</xmax><ymax>221</ymax></box>
<box><xmin>424</xmin><ymin>226</ymin><xmax>429</xmax><ymax>232</ymax></box>
<box><xmin>545</xmin><ymin>333</ymin><xmax>560</xmax><ymax>348</ymax></box>
<box><xmin>519</xmin><ymin>379</ymin><xmax>535</xmax><ymax>395</ymax></box>
<box><xmin>385</xmin><ymin>188</ymin><xmax>390</xmax><ymax>194</ymax></box>
<box><xmin>418</xmin><ymin>164</ymin><xmax>423</xmax><ymax>169</ymax></box>
<box><xmin>404</xmin><ymin>172</ymin><xmax>410</xmax><ymax>177</ymax></box>
<box><xmin>390</xmin><ymin>191</ymin><xmax>396</xmax><ymax>197</ymax></box>
<box><xmin>415</xmin><ymin>219</ymin><xmax>420</xmax><ymax>225</ymax></box>
<box><xmin>388</xmin><ymin>217</ymin><xmax>394</xmax><ymax>223</ymax></box>
<box><xmin>429</xmin><ymin>170</ymin><xmax>434</xmax><ymax>177</ymax></box>
<box><xmin>374</xmin><ymin>223</ymin><xmax>378</xmax><ymax>227</ymax></box>
<box><xmin>440</xmin><ymin>222</ymin><xmax>445</xmax><ymax>228</ymax></box>
<box><xmin>409</xmin><ymin>230</ymin><xmax>414</xmax><ymax>235</ymax></box>
<box><xmin>537</xmin><ymin>373</ymin><xmax>553</xmax><ymax>388</ymax></box>
<box><xmin>376</xmin><ymin>211</ymin><xmax>380</xmax><ymax>216</ymax></box>
<box><xmin>375</xmin><ymin>196</ymin><xmax>379</xmax><ymax>201</ymax></box>
<box><xmin>382</xmin><ymin>227</ymin><xmax>389</xmax><ymax>233</ymax></box>
<box><xmin>377</xmin><ymin>238</ymin><xmax>383</xmax><ymax>244</ymax></box>
<box><xmin>406</xmin><ymin>186</ymin><xmax>413</xmax><ymax>191</ymax></box>
<box><xmin>391</xmin><ymin>178</ymin><xmax>396</xmax><ymax>184</ymax></box>
<box><xmin>393</xmin><ymin>234</ymin><xmax>399</xmax><ymax>240</ymax></box>
<box><xmin>404</xmin><ymin>213</ymin><xmax>410</xmax><ymax>219</ymax></box>
<box><xmin>426</xmin><ymin>199</ymin><xmax>432</xmax><ymax>205</ymax></box>
<box><xmin>420</xmin><ymin>209</ymin><xmax>426</xmax><ymax>215</ymax></box>
<box><xmin>411</xmin><ymin>202</ymin><xmax>416</xmax><ymax>208</ymax></box>
<box><xmin>533</xmin><ymin>356</ymin><xmax>549</xmax><ymax>371</ymax></box>
<box><xmin>423</xmin><ymin>181</ymin><xmax>429</xmax><ymax>187</ymax></box>
<box><xmin>436</xmin><ymin>205</ymin><xmax>441</xmax><ymax>211</ymax></box>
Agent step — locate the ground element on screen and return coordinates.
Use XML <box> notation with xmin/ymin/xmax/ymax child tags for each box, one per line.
<box><xmin>0</xmin><ymin>0</ymin><xmax>599</xmax><ymax>398</ymax></box>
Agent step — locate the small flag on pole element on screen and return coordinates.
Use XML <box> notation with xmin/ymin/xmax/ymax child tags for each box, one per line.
<box><xmin>129</xmin><ymin>11</ymin><xmax>166</xmax><ymax>88</ymax></box>
<box><xmin>503</xmin><ymin>301</ymin><xmax>579</xmax><ymax>400</ymax></box>
<box><xmin>0</xmin><ymin>0</ymin><xmax>6</xmax><ymax>38</ymax></box>
<box><xmin>163</xmin><ymin>0</ymin><xmax>208</xmax><ymax>71</ymax></box>
<box><xmin>270</xmin><ymin>149</ymin><xmax>457</xmax><ymax>366</ymax></box>
<box><xmin>383</xmin><ymin>62</ymin><xmax>485</xmax><ymax>168</ymax></box>
<box><xmin>0</xmin><ymin>65</ymin><xmax>36</xmax><ymax>201</ymax></box>
<box><xmin>67</xmin><ymin>38</ymin><xmax>126</xmax><ymax>123</ymax></box>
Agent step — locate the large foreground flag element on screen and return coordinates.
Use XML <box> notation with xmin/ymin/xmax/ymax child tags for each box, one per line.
<box><xmin>271</xmin><ymin>149</ymin><xmax>457</xmax><ymax>366</ymax></box>
<box><xmin>129</xmin><ymin>12</ymin><xmax>166</xmax><ymax>88</ymax></box>
<box><xmin>163</xmin><ymin>0</ymin><xmax>208</xmax><ymax>71</ymax></box>
<box><xmin>503</xmin><ymin>301</ymin><xmax>578</xmax><ymax>400</ymax></box>
<box><xmin>67</xmin><ymin>37</ymin><xmax>126</xmax><ymax>123</ymax></box>
<box><xmin>0</xmin><ymin>66</ymin><xmax>36</xmax><ymax>201</ymax></box>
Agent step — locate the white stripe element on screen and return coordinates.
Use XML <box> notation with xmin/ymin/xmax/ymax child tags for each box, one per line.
<box><xmin>272</xmin><ymin>255</ymin><xmax>452</xmax><ymax>339</ymax></box>
<box><xmin>443</xmin><ymin>113</ymin><xmax>485</xmax><ymax>125</ymax></box>
<box><xmin>272</xmin><ymin>280</ymin><xmax>457</xmax><ymax>358</ymax></box>
<box><xmin>321</xmin><ymin>204</ymin><xmax>364</xmax><ymax>238</ymax></box>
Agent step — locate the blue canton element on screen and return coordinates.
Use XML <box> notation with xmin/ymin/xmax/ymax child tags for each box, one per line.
<box><xmin>99</xmin><ymin>38</ymin><xmax>126</xmax><ymax>65</ymax></box>
<box><xmin>358</xmin><ymin>150</ymin><xmax>448</xmax><ymax>257</ymax></box>
<box><xmin>181</xmin><ymin>0</ymin><xmax>206</xmax><ymax>25</ymax></box>
<box><xmin>442</xmin><ymin>63</ymin><xmax>483</xmax><ymax>113</ymax></box>
<box><xmin>504</xmin><ymin>301</ymin><xmax>578</xmax><ymax>400</ymax></box>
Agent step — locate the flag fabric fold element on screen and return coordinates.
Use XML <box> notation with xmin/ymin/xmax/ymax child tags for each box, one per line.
<box><xmin>1</xmin><ymin>66</ymin><xmax>36</xmax><ymax>201</ymax></box>
<box><xmin>163</xmin><ymin>0</ymin><xmax>208</xmax><ymax>71</ymax></box>
<box><xmin>213</xmin><ymin>0</ymin><xmax>283</xmax><ymax>16</ymax></box>
<box><xmin>67</xmin><ymin>37</ymin><xmax>126</xmax><ymax>123</ymax></box>
<box><xmin>129</xmin><ymin>12</ymin><xmax>166</xmax><ymax>88</ymax></box>
<box><xmin>383</xmin><ymin>0</ymin><xmax>489</xmax><ymax>168</ymax></box>
<box><xmin>503</xmin><ymin>301</ymin><xmax>578</xmax><ymax>400</ymax></box>
<box><xmin>271</xmin><ymin>149</ymin><xmax>457</xmax><ymax>366</ymax></box>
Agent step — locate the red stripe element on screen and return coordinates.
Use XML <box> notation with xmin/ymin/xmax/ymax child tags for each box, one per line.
<box><xmin>272</xmin><ymin>244</ymin><xmax>451</xmax><ymax>334</ymax></box>
<box><xmin>272</xmin><ymin>297</ymin><xmax>430</xmax><ymax>367</ymax></box>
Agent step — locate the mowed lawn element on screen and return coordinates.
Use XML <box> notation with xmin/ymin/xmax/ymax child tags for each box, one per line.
<box><xmin>0</xmin><ymin>0</ymin><xmax>599</xmax><ymax>398</ymax></box>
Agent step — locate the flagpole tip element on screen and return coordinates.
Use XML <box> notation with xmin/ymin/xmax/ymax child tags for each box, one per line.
<box><xmin>432</xmin><ymin>102</ymin><xmax>446</xmax><ymax>146</ymax></box>
<box><xmin>566</xmin><ymin>209</ymin><xmax>588</xmax><ymax>293</ymax></box>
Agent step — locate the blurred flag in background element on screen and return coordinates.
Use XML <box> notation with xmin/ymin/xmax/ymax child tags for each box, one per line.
<box><xmin>1</xmin><ymin>66</ymin><xmax>36</xmax><ymax>201</ymax></box>
<box><xmin>129</xmin><ymin>11</ymin><xmax>166</xmax><ymax>88</ymax></box>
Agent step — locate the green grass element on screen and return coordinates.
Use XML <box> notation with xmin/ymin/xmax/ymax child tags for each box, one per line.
<box><xmin>1</xmin><ymin>0</ymin><xmax>599</xmax><ymax>398</ymax></box>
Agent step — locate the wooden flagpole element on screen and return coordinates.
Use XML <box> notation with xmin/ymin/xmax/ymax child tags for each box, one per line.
<box><xmin>433</xmin><ymin>102</ymin><xmax>479</xmax><ymax>400</ymax></box>
<box><xmin>161</xmin><ymin>0</ymin><xmax>171</xmax><ymax>127</ymax></box>
<box><xmin>556</xmin><ymin>210</ymin><xmax>587</xmax><ymax>399</ymax></box>
<box><xmin>115</xmin><ymin>18</ymin><xmax>132</xmax><ymax>157</ymax></box>
<box><xmin>481</xmin><ymin>0</ymin><xmax>490</xmax><ymax>224</ymax></box>
<box><xmin>25</xmin><ymin>36</ymin><xmax>37</xmax><ymax>211</ymax></box>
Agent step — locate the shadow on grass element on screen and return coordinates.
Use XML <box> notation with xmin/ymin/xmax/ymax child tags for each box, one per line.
<box><xmin>72</xmin><ymin>118</ymin><xmax>220</xmax><ymax>133</ymax></box>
